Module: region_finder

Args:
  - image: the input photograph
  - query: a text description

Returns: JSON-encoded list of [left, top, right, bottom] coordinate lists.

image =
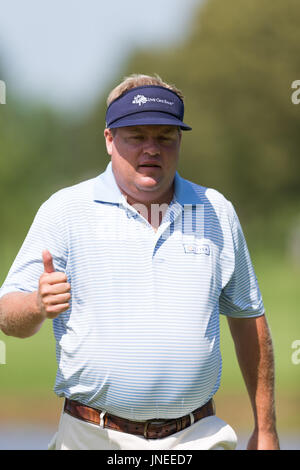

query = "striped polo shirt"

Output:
[[0, 162, 264, 420]]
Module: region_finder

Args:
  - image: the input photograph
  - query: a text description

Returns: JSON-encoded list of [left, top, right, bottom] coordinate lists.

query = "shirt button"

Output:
[[126, 211, 138, 219]]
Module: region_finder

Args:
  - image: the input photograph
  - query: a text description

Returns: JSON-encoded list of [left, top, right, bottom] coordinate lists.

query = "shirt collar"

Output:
[[93, 161, 125, 204], [173, 171, 203, 206], [93, 161, 202, 206]]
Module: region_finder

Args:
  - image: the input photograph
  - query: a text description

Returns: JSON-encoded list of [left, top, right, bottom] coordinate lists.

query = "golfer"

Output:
[[0, 74, 279, 450]]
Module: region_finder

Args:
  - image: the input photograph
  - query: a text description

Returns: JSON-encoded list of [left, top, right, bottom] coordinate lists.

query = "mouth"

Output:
[[138, 162, 161, 169]]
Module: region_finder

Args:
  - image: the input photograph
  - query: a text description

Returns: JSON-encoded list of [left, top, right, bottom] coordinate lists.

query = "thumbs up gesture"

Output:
[[37, 249, 71, 319]]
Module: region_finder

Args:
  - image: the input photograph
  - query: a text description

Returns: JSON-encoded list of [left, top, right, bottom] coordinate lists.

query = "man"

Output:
[[0, 74, 279, 450]]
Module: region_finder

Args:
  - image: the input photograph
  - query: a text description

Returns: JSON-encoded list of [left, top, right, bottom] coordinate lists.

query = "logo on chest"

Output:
[[183, 242, 210, 255]]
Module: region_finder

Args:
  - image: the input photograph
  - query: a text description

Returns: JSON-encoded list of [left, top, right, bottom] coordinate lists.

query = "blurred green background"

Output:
[[0, 0, 299, 448]]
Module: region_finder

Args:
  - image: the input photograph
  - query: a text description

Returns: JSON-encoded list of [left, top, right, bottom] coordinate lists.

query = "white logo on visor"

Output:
[[132, 95, 174, 106], [132, 95, 148, 106]]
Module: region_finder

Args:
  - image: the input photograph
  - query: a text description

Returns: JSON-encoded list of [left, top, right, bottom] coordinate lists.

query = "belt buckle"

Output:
[[143, 418, 166, 439]]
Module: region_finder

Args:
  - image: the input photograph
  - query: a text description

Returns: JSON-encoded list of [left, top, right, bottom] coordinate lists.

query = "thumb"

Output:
[[42, 249, 55, 273]]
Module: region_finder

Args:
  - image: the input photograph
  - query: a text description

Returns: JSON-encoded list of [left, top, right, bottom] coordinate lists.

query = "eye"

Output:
[[130, 135, 144, 141], [159, 135, 174, 143]]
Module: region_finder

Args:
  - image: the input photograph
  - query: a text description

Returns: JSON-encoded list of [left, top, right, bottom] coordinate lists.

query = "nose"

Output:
[[143, 137, 160, 156]]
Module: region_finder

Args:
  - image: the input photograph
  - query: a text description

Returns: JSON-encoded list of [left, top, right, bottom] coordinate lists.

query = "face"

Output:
[[104, 125, 182, 206]]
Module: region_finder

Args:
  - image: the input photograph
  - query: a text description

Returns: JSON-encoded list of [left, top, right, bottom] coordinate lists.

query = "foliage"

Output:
[[1, 0, 300, 263], [123, 0, 300, 246]]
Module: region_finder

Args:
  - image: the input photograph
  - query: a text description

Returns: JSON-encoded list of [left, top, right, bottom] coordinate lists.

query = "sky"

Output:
[[0, 0, 201, 113]]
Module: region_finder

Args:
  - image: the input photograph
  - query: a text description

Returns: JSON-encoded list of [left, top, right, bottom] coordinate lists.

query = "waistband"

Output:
[[64, 398, 215, 439]]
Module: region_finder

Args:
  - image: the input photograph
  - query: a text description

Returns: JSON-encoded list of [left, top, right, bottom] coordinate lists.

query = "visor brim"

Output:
[[107, 111, 192, 131]]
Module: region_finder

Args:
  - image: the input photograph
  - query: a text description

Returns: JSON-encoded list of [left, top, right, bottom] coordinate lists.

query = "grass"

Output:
[[220, 250, 300, 394], [0, 320, 57, 394], [218, 250, 300, 432]]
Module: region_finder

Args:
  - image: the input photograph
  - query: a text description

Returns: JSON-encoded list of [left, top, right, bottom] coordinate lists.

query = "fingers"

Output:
[[43, 292, 71, 308], [42, 272, 68, 285], [41, 282, 71, 294], [38, 283, 71, 319], [42, 249, 55, 273], [38, 250, 71, 319], [46, 293, 71, 305], [39, 282, 71, 297], [43, 303, 71, 320]]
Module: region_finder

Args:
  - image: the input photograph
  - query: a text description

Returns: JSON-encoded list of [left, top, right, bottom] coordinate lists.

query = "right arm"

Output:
[[0, 291, 45, 339], [0, 250, 71, 339]]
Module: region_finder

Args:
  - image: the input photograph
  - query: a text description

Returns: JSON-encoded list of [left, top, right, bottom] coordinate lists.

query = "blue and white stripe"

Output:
[[0, 162, 264, 420]]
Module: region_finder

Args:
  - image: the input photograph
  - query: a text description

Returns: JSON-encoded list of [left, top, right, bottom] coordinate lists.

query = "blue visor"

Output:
[[105, 85, 192, 131]]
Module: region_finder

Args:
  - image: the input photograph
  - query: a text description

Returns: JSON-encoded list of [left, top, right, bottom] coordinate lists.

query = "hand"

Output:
[[37, 249, 71, 319], [247, 428, 280, 450]]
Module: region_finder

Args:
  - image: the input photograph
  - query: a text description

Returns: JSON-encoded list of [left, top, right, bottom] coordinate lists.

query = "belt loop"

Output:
[[144, 421, 150, 439], [99, 410, 106, 428], [189, 412, 194, 425], [212, 398, 216, 415]]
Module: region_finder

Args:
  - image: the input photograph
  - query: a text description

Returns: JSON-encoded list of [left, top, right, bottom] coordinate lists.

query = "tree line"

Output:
[[1, 0, 299, 268]]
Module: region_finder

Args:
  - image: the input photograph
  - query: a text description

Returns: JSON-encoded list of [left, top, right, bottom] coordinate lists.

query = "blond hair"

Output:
[[106, 73, 184, 106]]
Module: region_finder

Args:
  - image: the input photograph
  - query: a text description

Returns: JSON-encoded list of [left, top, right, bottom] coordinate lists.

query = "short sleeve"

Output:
[[0, 197, 68, 298], [219, 202, 265, 318]]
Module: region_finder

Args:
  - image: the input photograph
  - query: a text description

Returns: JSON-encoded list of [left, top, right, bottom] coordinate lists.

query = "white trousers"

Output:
[[49, 409, 237, 450]]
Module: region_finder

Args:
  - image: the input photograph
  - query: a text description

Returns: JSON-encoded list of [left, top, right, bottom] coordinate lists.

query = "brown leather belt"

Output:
[[64, 398, 215, 439]]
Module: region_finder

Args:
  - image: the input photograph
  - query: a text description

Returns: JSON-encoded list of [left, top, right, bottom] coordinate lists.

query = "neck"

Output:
[[124, 188, 174, 230]]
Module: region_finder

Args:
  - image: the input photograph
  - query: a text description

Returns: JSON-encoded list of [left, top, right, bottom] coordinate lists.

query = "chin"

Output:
[[136, 183, 161, 193], [137, 175, 162, 187]]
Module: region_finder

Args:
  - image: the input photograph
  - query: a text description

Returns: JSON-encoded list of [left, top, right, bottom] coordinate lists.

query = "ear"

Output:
[[104, 128, 114, 156]]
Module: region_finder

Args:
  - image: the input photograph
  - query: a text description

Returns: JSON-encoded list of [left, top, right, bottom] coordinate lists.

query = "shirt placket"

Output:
[[151, 201, 183, 259]]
